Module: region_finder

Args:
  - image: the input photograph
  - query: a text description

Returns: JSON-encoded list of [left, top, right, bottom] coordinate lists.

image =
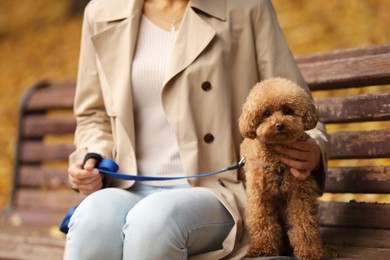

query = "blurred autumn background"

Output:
[[0, 0, 389, 209]]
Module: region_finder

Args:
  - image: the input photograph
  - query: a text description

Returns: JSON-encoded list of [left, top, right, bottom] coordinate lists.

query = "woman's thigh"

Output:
[[123, 187, 234, 259], [66, 187, 143, 260]]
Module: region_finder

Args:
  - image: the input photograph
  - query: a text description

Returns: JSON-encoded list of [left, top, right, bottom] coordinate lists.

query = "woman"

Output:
[[66, 0, 328, 259]]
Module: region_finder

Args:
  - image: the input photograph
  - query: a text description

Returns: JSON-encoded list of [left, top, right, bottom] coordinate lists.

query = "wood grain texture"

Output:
[[329, 129, 390, 159], [297, 44, 390, 90], [319, 201, 390, 229], [316, 92, 390, 123], [325, 166, 390, 194]]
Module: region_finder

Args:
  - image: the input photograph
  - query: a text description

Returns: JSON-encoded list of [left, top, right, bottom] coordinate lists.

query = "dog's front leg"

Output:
[[246, 179, 282, 257], [285, 179, 323, 260]]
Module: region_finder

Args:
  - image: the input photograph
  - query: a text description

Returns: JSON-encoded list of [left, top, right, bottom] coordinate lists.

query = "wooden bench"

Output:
[[0, 44, 389, 259], [0, 82, 83, 259], [297, 44, 390, 259]]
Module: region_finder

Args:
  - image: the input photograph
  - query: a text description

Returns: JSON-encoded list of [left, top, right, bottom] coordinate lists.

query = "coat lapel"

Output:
[[163, 7, 216, 86], [163, 0, 226, 86]]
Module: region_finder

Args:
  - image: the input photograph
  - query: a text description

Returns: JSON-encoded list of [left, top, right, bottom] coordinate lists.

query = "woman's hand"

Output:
[[274, 137, 321, 181], [68, 158, 103, 195]]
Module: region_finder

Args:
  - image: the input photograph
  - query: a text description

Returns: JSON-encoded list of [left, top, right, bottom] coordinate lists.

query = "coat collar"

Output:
[[190, 0, 226, 21], [91, 0, 141, 22], [91, 0, 226, 23]]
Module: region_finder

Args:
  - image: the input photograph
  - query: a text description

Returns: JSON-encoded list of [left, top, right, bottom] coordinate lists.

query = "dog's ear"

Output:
[[303, 100, 319, 130], [239, 108, 259, 139], [239, 81, 266, 139]]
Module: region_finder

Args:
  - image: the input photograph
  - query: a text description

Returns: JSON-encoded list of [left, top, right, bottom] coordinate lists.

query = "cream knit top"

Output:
[[131, 15, 186, 186]]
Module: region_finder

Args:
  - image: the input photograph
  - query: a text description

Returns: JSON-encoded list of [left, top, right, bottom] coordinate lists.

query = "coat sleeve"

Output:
[[254, 0, 306, 87], [69, 4, 114, 165], [254, 0, 329, 194]]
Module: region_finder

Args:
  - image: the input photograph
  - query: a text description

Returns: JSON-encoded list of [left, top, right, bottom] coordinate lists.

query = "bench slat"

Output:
[[15, 189, 82, 214], [319, 201, 390, 229], [321, 227, 390, 251], [25, 82, 75, 111], [20, 141, 75, 163], [325, 166, 390, 194], [18, 166, 69, 188], [250, 226, 390, 259], [316, 92, 390, 123], [329, 129, 390, 159], [0, 231, 64, 260], [22, 115, 76, 138], [4, 209, 74, 230], [297, 44, 390, 64], [299, 50, 390, 90], [320, 226, 390, 259], [325, 245, 390, 259]]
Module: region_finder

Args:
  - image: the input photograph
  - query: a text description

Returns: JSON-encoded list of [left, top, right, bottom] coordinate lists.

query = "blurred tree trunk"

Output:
[[68, 0, 90, 16]]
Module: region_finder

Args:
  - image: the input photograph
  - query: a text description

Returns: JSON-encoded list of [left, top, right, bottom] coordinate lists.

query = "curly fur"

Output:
[[239, 78, 323, 260]]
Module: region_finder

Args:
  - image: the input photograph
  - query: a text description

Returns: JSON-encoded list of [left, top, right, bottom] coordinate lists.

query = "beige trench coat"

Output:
[[69, 0, 329, 259]]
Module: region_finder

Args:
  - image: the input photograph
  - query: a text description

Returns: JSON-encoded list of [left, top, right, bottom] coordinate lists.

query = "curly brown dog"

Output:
[[239, 78, 323, 260]]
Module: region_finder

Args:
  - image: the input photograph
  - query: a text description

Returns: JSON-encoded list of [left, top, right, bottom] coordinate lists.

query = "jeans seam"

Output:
[[187, 221, 234, 235]]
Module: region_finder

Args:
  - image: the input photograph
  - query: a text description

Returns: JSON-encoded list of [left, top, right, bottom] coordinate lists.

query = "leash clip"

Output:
[[225, 157, 246, 171], [238, 157, 246, 167]]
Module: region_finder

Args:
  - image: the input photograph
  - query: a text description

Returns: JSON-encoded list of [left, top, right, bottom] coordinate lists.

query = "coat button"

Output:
[[201, 81, 212, 91], [203, 133, 214, 143]]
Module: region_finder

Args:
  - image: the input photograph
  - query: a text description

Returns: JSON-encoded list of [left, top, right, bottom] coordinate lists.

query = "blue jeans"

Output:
[[66, 183, 234, 259]]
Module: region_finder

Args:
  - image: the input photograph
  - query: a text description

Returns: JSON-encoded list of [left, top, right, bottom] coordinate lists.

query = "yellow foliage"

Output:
[[0, 0, 82, 208], [0, 0, 390, 208], [273, 0, 390, 54]]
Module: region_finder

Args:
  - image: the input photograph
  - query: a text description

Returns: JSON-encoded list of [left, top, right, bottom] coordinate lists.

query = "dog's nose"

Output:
[[275, 123, 284, 131]]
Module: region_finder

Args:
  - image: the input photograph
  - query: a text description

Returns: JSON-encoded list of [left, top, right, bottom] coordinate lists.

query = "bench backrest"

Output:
[[8, 82, 82, 226], [297, 44, 390, 230]]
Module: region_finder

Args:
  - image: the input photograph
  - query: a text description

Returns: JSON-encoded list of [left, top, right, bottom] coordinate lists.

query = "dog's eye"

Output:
[[262, 111, 271, 118], [282, 107, 294, 115]]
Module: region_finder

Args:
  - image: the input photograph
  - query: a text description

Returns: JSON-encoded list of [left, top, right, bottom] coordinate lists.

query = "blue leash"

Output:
[[59, 157, 246, 234], [97, 157, 246, 181]]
